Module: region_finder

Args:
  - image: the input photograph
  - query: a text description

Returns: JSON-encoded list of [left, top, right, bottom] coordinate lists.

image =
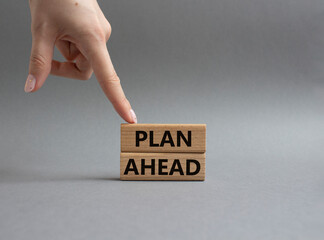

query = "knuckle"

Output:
[[107, 71, 120, 83], [104, 21, 112, 40], [30, 54, 47, 68], [75, 67, 91, 80], [83, 24, 106, 43], [77, 65, 93, 80], [31, 21, 52, 36], [81, 71, 93, 81]]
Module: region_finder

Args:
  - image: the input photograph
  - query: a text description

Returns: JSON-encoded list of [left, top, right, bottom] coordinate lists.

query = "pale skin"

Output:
[[25, 0, 137, 123]]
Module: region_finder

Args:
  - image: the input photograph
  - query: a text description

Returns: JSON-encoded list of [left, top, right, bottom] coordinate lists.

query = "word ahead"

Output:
[[121, 124, 206, 153], [120, 153, 205, 181]]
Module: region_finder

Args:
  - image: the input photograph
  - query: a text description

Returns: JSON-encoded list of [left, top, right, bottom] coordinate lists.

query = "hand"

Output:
[[25, 0, 137, 123]]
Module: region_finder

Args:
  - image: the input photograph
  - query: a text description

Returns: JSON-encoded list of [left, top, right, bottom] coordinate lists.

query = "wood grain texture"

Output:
[[120, 152, 205, 181], [121, 124, 206, 153]]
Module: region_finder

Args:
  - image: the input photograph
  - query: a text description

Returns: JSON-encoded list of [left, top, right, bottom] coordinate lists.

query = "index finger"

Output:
[[82, 40, 137, 123]]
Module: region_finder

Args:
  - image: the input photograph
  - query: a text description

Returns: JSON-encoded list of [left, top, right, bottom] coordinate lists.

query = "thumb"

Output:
[[25, 33, 55, 93]]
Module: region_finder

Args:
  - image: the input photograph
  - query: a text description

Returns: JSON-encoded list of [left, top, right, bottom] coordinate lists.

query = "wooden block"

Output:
[[120, 152, 205, 181], [121, 124, 206, 153]]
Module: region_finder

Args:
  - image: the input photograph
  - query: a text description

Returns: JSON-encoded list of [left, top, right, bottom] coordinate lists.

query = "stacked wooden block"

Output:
[[120, 124, 206, 181]]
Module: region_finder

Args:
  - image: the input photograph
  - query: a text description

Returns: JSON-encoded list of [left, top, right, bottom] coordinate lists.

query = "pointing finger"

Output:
[[81, 38, 137, 123]]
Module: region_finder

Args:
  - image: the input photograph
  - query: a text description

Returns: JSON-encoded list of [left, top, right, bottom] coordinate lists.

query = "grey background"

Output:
[[0, 0, 323, 239]]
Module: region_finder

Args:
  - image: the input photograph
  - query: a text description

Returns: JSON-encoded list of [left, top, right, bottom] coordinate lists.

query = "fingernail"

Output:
[[130, 109, 137, 123], [24, 74, 36, 93]]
